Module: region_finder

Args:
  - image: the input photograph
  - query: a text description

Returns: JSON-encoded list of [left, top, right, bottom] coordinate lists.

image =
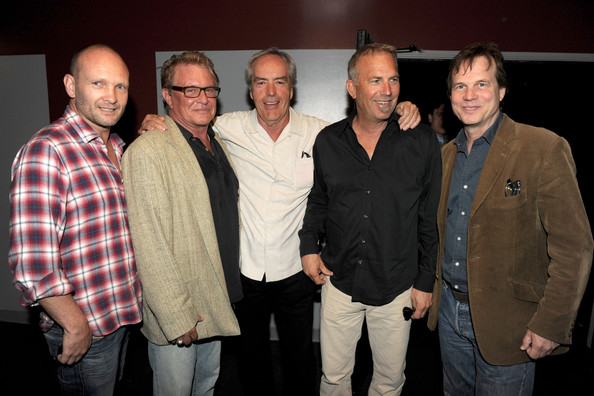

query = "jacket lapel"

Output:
[[470, 115, 517, 217], [163, 117, 226, 285]]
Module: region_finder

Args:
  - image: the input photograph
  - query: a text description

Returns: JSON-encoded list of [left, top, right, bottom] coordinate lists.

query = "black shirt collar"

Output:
[[176, 122, 215, 143], [339, 108, 401, 136]]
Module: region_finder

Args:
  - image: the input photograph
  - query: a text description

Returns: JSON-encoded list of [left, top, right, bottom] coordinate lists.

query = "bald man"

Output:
[[9, 44, 142, 395]]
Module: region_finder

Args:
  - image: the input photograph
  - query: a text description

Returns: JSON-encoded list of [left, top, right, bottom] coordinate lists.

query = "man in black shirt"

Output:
[[299, 43, 441, 395]]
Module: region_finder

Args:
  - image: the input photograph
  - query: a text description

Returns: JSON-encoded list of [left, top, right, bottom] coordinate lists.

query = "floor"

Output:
[[2, 317, 592, 395]]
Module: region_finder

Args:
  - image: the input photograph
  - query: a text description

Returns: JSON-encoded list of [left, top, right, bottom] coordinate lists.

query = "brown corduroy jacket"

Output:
[[427, 114, 593, 365]]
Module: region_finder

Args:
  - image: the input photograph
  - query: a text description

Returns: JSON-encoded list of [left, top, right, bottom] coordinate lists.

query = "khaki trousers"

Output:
[[319, 278, 412, 396]]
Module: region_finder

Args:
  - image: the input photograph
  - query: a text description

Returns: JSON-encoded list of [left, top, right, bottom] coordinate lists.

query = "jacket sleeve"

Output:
[[528, 136, 593, 344]]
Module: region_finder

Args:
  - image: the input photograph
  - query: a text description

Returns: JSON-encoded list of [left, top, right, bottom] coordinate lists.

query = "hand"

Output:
[[395, 101, 421, 131], [138, 114, 167, 135], [60, 319, 93, 365], [520, 329, 560, 359], [301, 254, 333, 285], [38, 295, 92, 365], [410, 288, 432, 319], [173, 316, 203, 347]]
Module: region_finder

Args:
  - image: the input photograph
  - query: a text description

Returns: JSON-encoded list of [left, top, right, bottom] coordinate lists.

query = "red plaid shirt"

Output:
[[9, 107, 142, 336]]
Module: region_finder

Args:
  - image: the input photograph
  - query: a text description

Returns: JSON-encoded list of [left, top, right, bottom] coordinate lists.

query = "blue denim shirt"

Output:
[[442, 112, 503, 293]]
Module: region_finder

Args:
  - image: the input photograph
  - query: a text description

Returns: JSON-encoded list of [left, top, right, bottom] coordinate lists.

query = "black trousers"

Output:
[[234, 271, 316, 396]]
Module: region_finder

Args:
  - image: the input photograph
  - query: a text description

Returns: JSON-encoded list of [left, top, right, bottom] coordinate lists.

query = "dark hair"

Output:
[[244, 48, 297, 89], [447, 42, 508, 94], [348, 43, 398, 82]]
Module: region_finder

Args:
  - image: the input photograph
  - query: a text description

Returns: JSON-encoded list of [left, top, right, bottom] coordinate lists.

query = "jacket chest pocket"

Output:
[[490, 179, 528, 211]]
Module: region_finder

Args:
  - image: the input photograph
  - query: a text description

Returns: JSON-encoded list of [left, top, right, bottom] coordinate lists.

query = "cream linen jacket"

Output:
[[122, 117, 240, 345]]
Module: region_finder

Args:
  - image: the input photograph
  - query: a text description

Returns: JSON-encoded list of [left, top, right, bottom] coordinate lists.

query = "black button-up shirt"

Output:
[[299, 111, 442, 305], [178, 124, 242, 303], [443, 112, 503, 294]]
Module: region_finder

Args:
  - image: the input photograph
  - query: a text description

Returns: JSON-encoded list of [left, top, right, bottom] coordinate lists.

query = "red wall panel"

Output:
[[2, 0, 592, 130]]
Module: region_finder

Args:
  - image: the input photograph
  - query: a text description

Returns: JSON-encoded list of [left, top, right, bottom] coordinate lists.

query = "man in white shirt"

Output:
[[140, 47, 420, 395]]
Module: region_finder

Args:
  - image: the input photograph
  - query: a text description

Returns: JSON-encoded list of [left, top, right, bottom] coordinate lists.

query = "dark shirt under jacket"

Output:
[[299, 111, 442, 306], [178, 124, 242, 303], [442, 113, 503, 294]]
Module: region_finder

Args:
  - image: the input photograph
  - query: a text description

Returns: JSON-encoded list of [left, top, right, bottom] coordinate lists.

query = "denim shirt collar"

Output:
[[454, 112, 503, 154]]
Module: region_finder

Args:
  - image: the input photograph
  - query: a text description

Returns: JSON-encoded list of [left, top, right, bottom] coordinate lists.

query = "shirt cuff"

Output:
[[413, 270, 436, 293], [299, 237, 320, 257]]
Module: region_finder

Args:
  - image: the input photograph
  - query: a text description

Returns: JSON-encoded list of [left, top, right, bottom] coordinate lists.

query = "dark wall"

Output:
[[2, 0, 593, 133]]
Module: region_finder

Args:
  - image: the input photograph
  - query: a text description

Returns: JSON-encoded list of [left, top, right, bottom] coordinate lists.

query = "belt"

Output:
[[444, 280, 469, 303]]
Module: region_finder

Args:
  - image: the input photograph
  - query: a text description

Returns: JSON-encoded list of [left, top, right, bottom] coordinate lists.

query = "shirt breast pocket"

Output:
[[295, 157, 314, 190]]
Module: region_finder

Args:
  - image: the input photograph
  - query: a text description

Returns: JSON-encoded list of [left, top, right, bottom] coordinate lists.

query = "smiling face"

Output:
[[450, 55, 506, 136], [346, 52, 400, 126], [249, 54, 293, 132], [64, 46, 129, 136], [162, 63, 217, 136]]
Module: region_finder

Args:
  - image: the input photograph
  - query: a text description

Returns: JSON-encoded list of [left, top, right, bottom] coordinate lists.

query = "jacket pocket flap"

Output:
[[510, 280, 544, 303]]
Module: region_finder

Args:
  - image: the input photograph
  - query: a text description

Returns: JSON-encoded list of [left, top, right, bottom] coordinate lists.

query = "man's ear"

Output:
[[64, 74, 75, 99], [162, 88, 173, 109], [499, 87, 507, 102], [346, 79, 357, 100]]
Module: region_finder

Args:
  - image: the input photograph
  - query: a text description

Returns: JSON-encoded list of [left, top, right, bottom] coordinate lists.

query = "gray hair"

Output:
[[244, 47, 297, 89]]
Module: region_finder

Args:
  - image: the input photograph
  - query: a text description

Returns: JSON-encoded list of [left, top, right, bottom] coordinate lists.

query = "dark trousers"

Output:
[[234, 271, 316, 396]]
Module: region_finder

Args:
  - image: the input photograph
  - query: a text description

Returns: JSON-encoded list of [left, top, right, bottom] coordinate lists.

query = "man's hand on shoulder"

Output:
[[138, 114, 167, 135], [395, 101, 421, 131]]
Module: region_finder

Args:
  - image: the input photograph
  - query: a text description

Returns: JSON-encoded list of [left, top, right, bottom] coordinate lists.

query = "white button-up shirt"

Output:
[[213, 108, 329, 282]]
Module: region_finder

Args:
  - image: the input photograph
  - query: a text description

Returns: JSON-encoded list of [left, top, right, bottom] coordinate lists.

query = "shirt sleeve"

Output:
[[414, 132, 442, 292], [8, 138, 74, 306], [299, 134, 328, 257]]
